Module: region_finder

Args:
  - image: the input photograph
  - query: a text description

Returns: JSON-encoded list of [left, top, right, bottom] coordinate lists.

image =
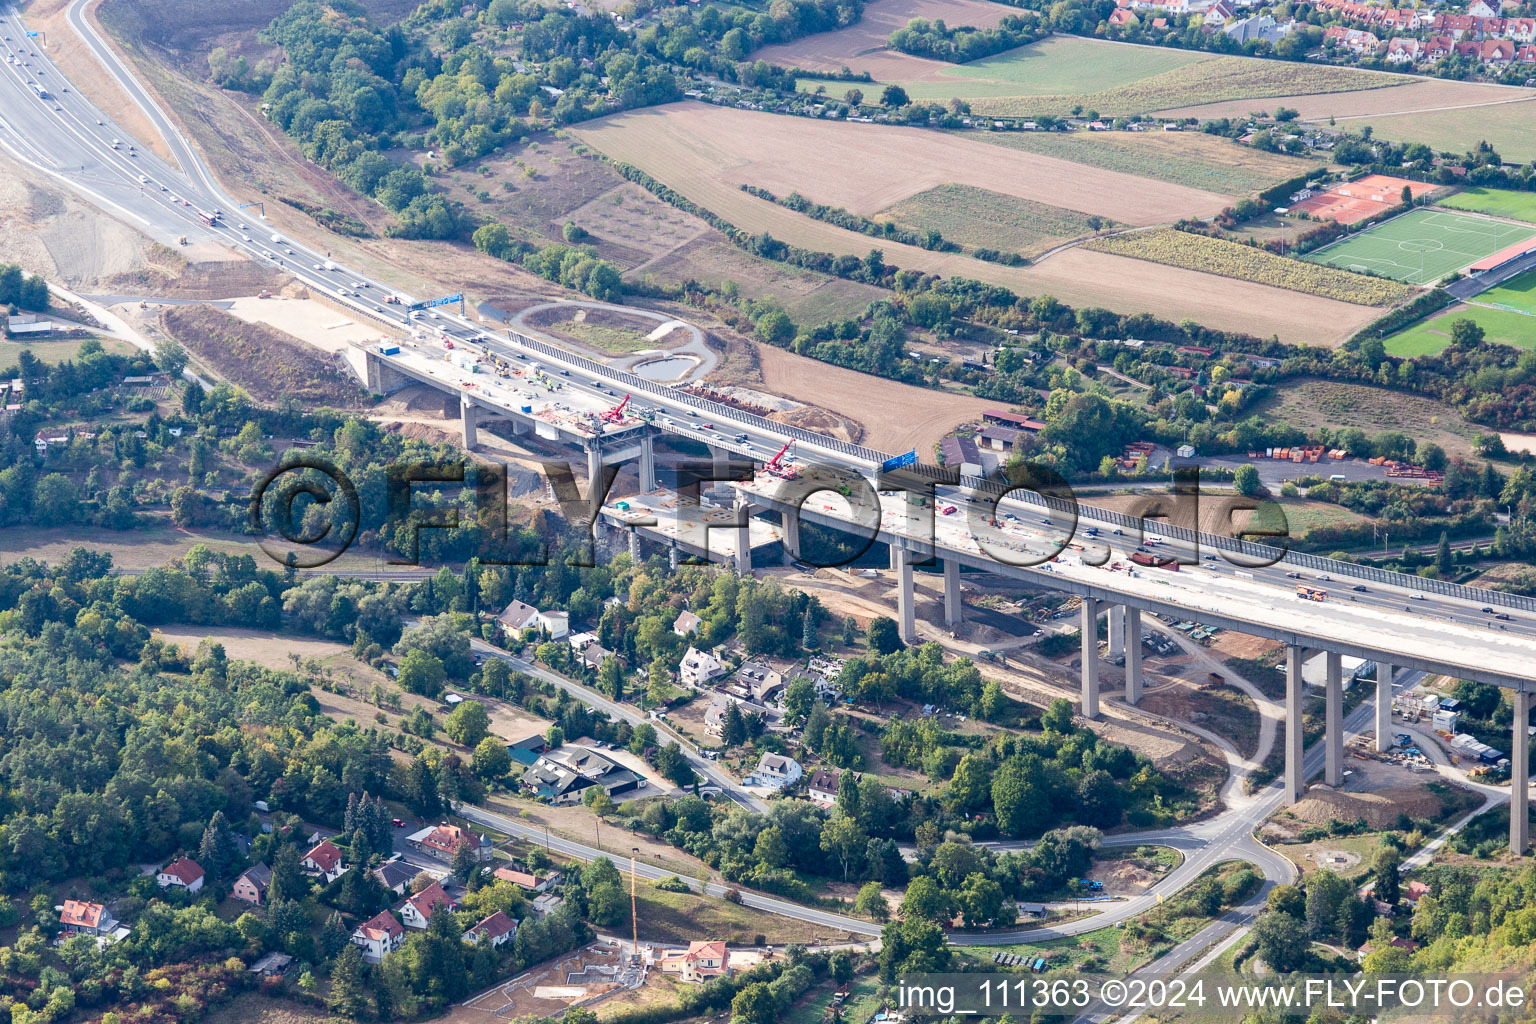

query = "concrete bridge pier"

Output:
[[1124, 606, 1143, 705], [895, 545, 916, 645], [1285, 645, 1306, 805], [1108, 604, 1124, 660], [639, 434, 657, 492], [1080, 596, 1100, 719], [460, 398, 478, 450], [586, 442, 603, 487], [668, 542, 680, 571], [629, 528, 642, 562], [1376, 663, 1395, 752], [733, 496, 753, 576], [782, 508, 801, 564], [943, 558, 963, 627], [1325, 651, 1344, 788], [1514, 691, 1531, 856]]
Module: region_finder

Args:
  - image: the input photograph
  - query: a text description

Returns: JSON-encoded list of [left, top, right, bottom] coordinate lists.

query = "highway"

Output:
[[4, 0, 1536, 694]]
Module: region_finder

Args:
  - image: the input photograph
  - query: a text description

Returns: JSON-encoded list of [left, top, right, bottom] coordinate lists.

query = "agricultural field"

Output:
[[800, 38, 1406, 117], [572, 105, 1384, 344], [878, 184, 1114, 256], [969, 128, 1320, 195], [1382, 302, 1536, 357], [1249, 377, 1497, 457], [1302, 209, 1536, 284], [1083, 228, 1415, 306], [573, 103, 1230, 224], [755, 0, 1017, 80], [1438, 187, 1536, 225], [1315, 100, 1536, 164], [0, 336, 137, 364], [1477, 268, 1536, 315], [1153, 77, 1521, 122]]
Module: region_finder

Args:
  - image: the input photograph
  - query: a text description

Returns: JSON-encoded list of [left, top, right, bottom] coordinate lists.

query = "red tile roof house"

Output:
[[400, 881, 457, 930], [658, 941, 730, 983], [408, 823, 494, 863], [492, 866, 563, 892], [464, 910, 519, 948], [352, 910, 404, 963], [301, 840, 347, 883], [233, 863, 272, 905], [157, 857, 205, 893], [58, 899, 118, 937]]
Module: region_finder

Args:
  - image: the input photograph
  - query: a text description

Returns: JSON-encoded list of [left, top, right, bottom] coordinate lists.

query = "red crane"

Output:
[[600, 393, 631, 423], [762, 440, 798, 479]]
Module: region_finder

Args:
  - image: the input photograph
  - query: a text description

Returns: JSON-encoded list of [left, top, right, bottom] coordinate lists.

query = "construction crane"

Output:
[[761, 440, 798, 479], [600, 394, 631, 423]]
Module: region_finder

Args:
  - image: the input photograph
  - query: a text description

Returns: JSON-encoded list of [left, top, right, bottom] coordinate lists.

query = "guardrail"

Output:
[[463, 324, 1536, 614]]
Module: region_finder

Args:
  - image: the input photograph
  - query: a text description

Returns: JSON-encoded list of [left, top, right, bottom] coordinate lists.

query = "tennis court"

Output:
[[1302, 209, 1536, 284]]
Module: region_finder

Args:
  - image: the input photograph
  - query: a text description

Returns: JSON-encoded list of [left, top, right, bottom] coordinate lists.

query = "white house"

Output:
[[352, 911, 404, 963], [679, 647, 725, 688], [157, 857, 205, 893], [807, 768, 841, 806], [657, 941, 730, 983], [302, 839, 347, 883], [748, 753, 802, 790], [673, 610, 702, 637], [464, 910, 518, 947], [400, 881, 456, 930], [497, 601, 568, 640]]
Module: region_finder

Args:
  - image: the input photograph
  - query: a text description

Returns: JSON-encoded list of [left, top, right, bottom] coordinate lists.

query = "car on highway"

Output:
[[1496, 613, 1512, 620], [285, 248, 294, 255], [1352, 584, 1368, 592], [241, 234, 251, 241], [700, 423, 715, 430], [1285, 571, 1302, 578], [940, 505, 958, 515], [313, 263, 322, 270], [1482, 606, 1495, 613], [95, 119, 103, 125]]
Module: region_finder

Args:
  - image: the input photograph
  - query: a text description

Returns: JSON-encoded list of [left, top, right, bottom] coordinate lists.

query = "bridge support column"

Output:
[[586, 443, 603, 487], [1514, 691, 1531, 856], [734, 497, 752, 576], [639, 434, 657, 492], [1325, 651, 1344, 788], [943, 558, 963, 627], [1108, 605, 1124, 660], [1375, 663, 1395, 752], [1124, 607, 1143, 705], [629, 528, 642, 562], [896, 545, 916, 645], [1080, 596, 1100, 719], [782, 509, 801, 564], [889, 544, 900, 572], [460, 398, 478, 450], [668, 542, 680, 571], [1284, 645, 1306, 805]]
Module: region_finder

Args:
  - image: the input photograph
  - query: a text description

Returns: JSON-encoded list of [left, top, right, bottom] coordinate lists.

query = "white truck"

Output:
[[270, 232, 283, 244]]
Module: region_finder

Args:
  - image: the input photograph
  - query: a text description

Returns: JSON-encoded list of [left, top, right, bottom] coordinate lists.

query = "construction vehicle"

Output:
[[177, 236, 187, 246], [257, 290, 271, 299], [761, 440, 799, 480], [1130, 551, 1179, 571], [600, 394, 631, 423], [1295, 585, 1328, 601]]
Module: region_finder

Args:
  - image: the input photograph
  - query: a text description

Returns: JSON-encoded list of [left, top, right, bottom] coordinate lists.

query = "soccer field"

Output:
[[1438, 187, 1536, 225], [1303, 208, 1536, 284], [1476, 268, 1536, 315]]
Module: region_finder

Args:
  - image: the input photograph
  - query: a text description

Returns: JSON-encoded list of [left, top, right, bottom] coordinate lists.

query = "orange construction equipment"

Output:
[[600, 394, 631, 423], [762, 440, 799, 479]]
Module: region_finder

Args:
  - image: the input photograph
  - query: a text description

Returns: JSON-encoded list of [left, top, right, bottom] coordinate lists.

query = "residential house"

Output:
[[581, 643, 618, 672], [747, 753, 803, 790], [497, 601, 570, 640], [679, 646, 725, 688], [704, 696, 731, 737], [59, 900, 117, 937], [1405, 880, 1432, 904], [249, 952, 295, 978], [302, 839, 347, 883], [1202, 0, 1234, 24], [373, 860, 419, 896], [1223, 13, 1293, 43], [1426, 34, 1454, 57], [1108, 7, 1136, 25], [673, 610, 702, 637], [807, 767, 841, 806], [658, 941, 730, 983], [1468, 0, 1497, 17], [540, 746, 641, 798], [494, 866, 563, 892], [233, 864, 272, 905], [407, 823, 493, 864], [1386, 37, 1421, 62], [507, 733, 548, 766], [568, 631, 598, 653], [735, 661, 784, 703], [352, 911, 404, 963], [520, 760, 595, 804], [157, 857, 205, 893], [464, 911, 519, 947], [530, 892, 566, 916], [401, 881, 457, 930]]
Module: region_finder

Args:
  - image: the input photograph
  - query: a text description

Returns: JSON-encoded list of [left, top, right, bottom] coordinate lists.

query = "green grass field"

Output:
[[1303, 208, 1536, 284], [879, 184, 1111, 256], [0, 337, 137, 366], [933, 36, 1210, 95], [1382, 302, 1536, 357], [1438, 187, 1536, 225], [1478, 268, 1536, 315]]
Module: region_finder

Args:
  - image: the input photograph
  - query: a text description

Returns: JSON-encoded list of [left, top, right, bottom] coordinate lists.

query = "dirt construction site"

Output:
[[453, 943, 650, 1023]]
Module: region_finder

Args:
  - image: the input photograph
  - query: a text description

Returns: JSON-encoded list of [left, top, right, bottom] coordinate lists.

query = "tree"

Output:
[[855, 881, 890, 921], [1372, 842, 1402, 905], [445, 699, 490, 748], [731, 982, 777, 1024], [268, 844, 305, 905], [398, 649, 447, 698], [721, 700, 747, 747], [1435, 531, 1453, 576], [472, 736, 512, 780], [1253, 910, 1308, 972], [867, 616, 903, 654], [1449, 318, 1485, 349], [844, 87, 863, 106], [1233, 463, 1262, 497], [880, 84, 909, 107], [1401, 184, 1413, 205], [840, 616, 858, 646], [958, 873, 1005, 928], [992, 754, 1049, 838], [599, 656, 623, 700], [783, 677, 814, 727], [820, 814, 867, 881], [197, 811, 242, 880], [900, 875, 950, 921], [830, 950, 854, 985]]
